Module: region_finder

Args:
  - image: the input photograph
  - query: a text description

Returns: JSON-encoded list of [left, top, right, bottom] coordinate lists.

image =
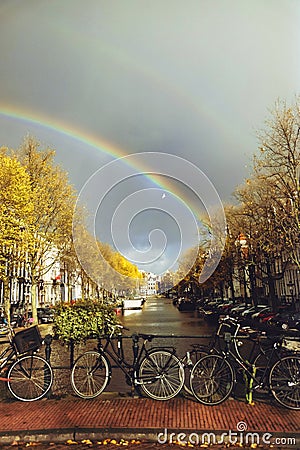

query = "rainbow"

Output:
[[0, 106, 222, 226], [0, 13, 241, 183], [0, 106, 185, 206], [0, 106, 126, 161]]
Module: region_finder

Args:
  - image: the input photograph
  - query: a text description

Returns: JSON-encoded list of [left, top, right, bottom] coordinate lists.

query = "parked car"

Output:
[[37, 307, 54, 324], [269, 311, 300, 331], [230, 303, 247, 317], [251, 306, 272, 320], [258, 310, 277, 324], [10, 311, 29, 327], [216, 300, 235, 314], [249, 306, 273, 328], [267, 311, 294, 330], [239, 305, 269, 325], [177, 297, 196, 312]]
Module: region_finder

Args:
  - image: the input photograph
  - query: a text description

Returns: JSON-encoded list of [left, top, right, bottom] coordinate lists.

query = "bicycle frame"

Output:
[[0, 334, 40, 385], [210, 317, 271, 366], [96, 331, 178, 388], [0, 332, 18, 380], [96, 333, 144, 375], [222, 331, 282, 389]]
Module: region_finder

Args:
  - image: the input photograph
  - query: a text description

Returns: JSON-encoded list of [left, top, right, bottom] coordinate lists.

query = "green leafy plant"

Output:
[[52, 299, 120, 345]]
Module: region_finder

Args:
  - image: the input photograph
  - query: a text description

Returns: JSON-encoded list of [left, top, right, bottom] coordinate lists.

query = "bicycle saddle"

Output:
[[138, 333, 154, 341]]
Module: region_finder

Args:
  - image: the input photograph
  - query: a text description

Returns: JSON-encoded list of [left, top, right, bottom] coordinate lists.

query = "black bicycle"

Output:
[[189, 320, 300, 410], [0, 325, 53, 401], [71, 323, 184, 400], [179, 316, 262, 396]]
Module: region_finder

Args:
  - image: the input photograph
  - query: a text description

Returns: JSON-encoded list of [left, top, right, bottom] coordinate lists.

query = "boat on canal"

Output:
[[122, 296, 145, 310]]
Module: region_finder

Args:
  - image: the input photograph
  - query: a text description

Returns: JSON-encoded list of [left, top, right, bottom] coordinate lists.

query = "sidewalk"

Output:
[[0, 394, 299, 447]]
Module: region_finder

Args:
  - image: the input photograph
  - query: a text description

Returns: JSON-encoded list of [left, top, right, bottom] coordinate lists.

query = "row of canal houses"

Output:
[[1, 243, 300, 314], [0, 246, 161, 315]]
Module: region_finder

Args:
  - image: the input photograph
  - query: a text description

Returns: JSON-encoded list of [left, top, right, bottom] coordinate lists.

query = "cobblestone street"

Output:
[[0, 395, 299, 449]]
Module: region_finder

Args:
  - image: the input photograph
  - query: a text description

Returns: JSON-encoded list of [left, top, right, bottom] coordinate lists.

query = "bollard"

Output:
[[131, 334, 140, 397], [44, 334, 52, 363], [43, 334, 53, 399], [70, 339, 75, 369]]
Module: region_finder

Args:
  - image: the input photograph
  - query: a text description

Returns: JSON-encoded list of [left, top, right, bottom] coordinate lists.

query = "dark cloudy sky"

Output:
[[0, 0, 300, 275]]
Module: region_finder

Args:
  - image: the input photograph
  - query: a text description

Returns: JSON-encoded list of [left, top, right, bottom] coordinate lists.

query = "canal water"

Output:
[[105, 296, 217, 394], [120, 295, 215, 337]]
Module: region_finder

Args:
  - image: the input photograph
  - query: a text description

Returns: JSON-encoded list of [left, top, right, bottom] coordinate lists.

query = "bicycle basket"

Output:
[[13, 326, 42, 354]]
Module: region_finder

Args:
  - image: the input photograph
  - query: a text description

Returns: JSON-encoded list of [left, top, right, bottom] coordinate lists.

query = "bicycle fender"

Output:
[[147, 347, 176, 355]]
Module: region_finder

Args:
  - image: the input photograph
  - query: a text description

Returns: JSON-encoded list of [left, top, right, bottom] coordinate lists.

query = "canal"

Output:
[[105, 296, 216, 394], [120, 295, 215, 337]]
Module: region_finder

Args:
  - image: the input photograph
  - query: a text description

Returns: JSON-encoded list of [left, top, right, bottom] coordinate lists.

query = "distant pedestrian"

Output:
[[0, 309, 8, 325]]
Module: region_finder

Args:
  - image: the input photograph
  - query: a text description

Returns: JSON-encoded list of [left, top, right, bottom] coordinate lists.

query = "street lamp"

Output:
[[236, 233, 249, 258], [287, 280, 295, 310], [235, 233, 249, 302]]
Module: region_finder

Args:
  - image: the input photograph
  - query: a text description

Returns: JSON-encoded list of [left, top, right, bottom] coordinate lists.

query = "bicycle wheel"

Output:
[[71, 351, 110, 399], [190, 354, 234, 405], [138, 350, 184, 400], [253, 348, 280, 377], [182, 346, 210, 396], [269, 355, 300, 410], [7, 354, 53, 401]]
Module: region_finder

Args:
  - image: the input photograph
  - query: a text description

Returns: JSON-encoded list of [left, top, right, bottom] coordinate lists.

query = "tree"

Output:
[[71, 221, 142, 300], [15, 136, 77, 323], [176, 245, 210, 298], [233, 175, 289, 306], [255, 98, 300, 268], [167, 98, 300, 308], [0, 151, 35, 321], [97, 242, 141, 295], [226, 98, 300, 308]]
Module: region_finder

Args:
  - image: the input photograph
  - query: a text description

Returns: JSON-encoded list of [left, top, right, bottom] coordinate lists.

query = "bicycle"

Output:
[[188, 315, 289, 372], [178, 344, 212, 397], [179, 316, 259, 396], [189, 323, 300, 410], [0, 325, 53, 401], [210, 316, 299, 385], [70, 323, 184, 400]]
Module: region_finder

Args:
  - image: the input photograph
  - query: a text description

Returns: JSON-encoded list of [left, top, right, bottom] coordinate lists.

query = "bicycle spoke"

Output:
[[71, 351, 109, 399], [138, 350, 184, 400], [8, 355, 53, 401], [190, 355, 234, 405], [269, 356, 300, 410], [181, 347, 210, 396]]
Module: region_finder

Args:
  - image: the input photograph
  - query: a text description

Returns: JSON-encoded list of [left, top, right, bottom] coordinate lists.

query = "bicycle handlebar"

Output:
[[115, 323, 130, 331], [106, 322, 129, 332], [219, 316, 239, 325]]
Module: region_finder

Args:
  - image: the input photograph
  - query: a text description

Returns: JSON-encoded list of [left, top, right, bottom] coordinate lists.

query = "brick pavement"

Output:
[[0, 394, 299, 448]]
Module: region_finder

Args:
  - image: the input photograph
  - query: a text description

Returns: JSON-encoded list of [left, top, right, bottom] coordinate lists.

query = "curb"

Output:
[[1, 427, 299, 447]]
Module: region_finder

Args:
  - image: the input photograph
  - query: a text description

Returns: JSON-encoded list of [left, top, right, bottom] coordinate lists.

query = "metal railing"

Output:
[[42, 332, 215, 370]]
